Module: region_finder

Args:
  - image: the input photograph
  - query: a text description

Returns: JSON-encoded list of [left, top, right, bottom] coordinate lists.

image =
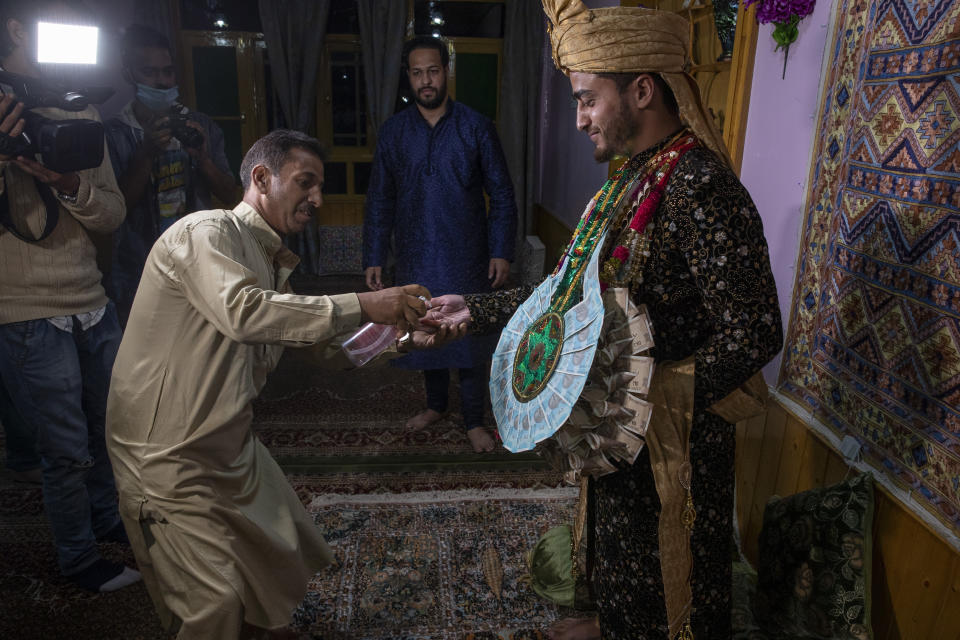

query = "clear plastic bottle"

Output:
[[341, 322, 399, 367]]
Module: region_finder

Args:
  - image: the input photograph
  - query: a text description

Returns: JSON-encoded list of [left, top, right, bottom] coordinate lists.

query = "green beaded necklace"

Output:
[[510, 158, 642, 402]]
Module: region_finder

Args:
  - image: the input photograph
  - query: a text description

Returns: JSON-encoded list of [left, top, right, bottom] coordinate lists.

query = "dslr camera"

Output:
[[165, 112, 205, 149], [0, 70, 113, 174]]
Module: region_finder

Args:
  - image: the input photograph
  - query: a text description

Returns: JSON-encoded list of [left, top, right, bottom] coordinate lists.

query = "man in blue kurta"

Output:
[[363, 35, 517, 452]]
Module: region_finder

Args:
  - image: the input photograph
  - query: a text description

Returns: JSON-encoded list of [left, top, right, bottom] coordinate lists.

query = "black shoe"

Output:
[[97, 521, 130, 545], [66, 558, 126, 592]]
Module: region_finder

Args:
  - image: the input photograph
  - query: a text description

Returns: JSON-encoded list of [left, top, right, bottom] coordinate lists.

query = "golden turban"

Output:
[[542, 0, 730, 165]]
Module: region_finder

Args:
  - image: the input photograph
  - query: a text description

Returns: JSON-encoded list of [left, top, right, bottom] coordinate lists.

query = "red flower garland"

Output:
[[599, 135, 699, 290]]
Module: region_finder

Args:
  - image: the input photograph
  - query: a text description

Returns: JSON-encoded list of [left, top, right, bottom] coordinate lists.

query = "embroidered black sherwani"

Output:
[[465, 133, 782, 639]]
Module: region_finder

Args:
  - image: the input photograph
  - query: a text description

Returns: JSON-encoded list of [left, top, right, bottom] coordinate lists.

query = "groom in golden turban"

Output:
[[425, 1, 782, 638]]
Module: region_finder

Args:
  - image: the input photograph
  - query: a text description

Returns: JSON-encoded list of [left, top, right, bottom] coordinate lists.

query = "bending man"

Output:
[[107, 129, 446, 639]]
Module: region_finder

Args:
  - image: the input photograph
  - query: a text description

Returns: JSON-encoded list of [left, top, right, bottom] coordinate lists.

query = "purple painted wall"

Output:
[[535, 0, 611, 228], [739, 0, 836, 384]]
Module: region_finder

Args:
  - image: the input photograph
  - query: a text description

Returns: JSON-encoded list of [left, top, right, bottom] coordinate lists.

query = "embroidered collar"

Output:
[[628, 126, 689, 169]]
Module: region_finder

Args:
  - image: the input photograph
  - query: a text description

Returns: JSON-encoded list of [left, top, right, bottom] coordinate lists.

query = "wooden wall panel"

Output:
[[735, 412, 766, 549], [743, 402, 786, 562], [532, 204, 574, 271], [318, 201, 364, 226], [737, 399, 960, 638]]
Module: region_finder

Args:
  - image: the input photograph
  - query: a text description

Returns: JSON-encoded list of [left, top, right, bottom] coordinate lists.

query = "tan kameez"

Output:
[[106, 202, 362, 638]]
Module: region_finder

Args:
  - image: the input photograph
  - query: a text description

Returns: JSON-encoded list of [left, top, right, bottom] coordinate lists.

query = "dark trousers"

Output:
[[0, 305, 123, 575], [423, 366, 486, 430], [0, 379, 40, 471]]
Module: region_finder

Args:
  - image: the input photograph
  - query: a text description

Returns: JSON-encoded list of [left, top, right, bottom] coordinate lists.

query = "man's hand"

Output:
[[409, 323, 468, 350], [357, 283, 430, 331], [489, 258, 509, 288], [0, 96, 26, 161], [421, 294, 471, 330], [183, 120, 209, 161], [143, 117, 173, 155], [365, 266, 384, 291], [13, 156, 79, 195]]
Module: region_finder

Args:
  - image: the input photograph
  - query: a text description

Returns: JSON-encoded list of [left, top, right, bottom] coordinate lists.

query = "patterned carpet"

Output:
[[0, 477, 576, 640], [0, 317, 570, 638], [254, 380, 512, 460], [779, 0, 960, 535], [294, 487, 578, 639]]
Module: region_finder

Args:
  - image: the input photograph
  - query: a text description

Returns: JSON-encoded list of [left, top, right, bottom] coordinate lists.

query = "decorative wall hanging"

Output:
[[780, 0, 960, 537]]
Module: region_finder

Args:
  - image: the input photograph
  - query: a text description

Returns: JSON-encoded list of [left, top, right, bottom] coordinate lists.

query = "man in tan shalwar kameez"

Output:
[[106, 129, 446, 639]]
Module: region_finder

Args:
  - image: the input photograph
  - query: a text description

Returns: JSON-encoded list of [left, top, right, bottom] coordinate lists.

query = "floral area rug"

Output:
[[253, 361, 538, 465], [293, 487, 578, 639], [0, 473, 574, 639], [779, 0, 960, 535]]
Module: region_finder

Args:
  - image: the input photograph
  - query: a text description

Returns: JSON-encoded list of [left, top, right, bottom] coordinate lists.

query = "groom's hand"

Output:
[[408, 323, 468, 350], [420, 294, 471, 330]]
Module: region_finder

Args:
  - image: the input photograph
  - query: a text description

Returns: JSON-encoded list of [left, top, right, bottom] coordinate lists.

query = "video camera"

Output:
[[0, 70, 113, 174], [166, 112, 205, 149]]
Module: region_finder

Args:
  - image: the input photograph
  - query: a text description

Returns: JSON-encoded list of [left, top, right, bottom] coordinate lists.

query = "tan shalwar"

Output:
[[106, 202, 362, 638]]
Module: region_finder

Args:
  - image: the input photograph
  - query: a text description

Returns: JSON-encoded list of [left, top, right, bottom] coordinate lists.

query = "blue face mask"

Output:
[[135, 83, 180, 112]]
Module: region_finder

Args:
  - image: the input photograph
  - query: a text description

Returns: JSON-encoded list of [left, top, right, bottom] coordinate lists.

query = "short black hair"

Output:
[[596, 72, 680, 116], [402, 35, 449, 71], [121, 23, 173, 66], [240, 129, 327, 190]]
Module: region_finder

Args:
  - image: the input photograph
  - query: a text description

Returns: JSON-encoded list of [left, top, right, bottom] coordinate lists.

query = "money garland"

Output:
[[492, 133, 697, 476], [536, 287, 655, 484]]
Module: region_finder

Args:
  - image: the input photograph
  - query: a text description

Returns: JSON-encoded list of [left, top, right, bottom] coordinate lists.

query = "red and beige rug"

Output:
[[0, 477, 577, 639], [254, 367, 522, 462]]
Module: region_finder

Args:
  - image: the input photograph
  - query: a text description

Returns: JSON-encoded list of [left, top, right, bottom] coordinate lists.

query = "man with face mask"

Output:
[[104, 23, 236, 327], [363, 35, 517, 453]]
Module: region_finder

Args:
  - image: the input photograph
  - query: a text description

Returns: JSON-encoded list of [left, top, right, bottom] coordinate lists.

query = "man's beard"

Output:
[[414, 83, 447, 110], [593, 97, 639, 163]]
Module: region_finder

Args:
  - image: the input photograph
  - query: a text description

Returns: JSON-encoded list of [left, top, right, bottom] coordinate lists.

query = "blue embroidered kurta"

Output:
[[363, 100, 517, 369]]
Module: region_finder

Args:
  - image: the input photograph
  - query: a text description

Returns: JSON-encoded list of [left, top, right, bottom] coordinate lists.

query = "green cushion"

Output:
[[527, 524, 576, 608], [754, 472, 874, 640]]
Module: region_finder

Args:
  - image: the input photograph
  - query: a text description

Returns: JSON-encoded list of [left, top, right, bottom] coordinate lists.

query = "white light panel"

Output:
[[37, 22, 99, 65]]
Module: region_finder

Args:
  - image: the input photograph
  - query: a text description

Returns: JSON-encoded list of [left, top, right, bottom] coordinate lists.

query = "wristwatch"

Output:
[[56, 189, 79, 204]]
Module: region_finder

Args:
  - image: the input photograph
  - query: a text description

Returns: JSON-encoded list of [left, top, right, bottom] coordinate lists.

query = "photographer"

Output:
[[105, 23, 236, 327], [0, 0, 139, 592]]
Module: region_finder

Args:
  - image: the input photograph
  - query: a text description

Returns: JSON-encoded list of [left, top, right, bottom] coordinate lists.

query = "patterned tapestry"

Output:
[[779, 0, 960, 536]]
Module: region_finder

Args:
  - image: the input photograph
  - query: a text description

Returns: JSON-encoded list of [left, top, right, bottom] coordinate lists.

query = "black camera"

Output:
[[165, 113, 205, 149], [0, 70, 113, 174]]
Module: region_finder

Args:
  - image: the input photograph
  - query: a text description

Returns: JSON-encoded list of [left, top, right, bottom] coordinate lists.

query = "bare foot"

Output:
[[546, 617, 601, 640], [405, 408, 444, 432], [467, 426, 496, 453]]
